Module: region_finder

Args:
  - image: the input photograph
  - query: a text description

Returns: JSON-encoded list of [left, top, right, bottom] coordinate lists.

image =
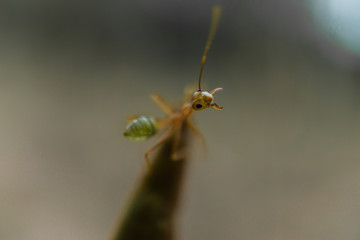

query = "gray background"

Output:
[[1, 0, 360, 239]]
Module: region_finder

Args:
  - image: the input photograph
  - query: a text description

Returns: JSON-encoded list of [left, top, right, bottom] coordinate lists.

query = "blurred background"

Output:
[[1, 0, 360, 239]]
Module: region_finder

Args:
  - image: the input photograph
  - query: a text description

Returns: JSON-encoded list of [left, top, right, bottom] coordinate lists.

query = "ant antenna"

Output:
[[198, 6, 222, 90]]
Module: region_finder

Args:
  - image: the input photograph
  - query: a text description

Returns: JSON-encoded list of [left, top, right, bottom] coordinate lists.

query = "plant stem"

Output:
[[111, 122, 189, 240]]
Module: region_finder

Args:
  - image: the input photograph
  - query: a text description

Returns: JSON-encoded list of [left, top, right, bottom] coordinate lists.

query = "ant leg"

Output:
[[156, 118, 170, 128], [144, 128, 174, 168], [150, 94, 173, 116], [186, 119, 208, 156], [126, 115, 140, 123], [183, 85, 197, 103], [171, 128, 183, 161]]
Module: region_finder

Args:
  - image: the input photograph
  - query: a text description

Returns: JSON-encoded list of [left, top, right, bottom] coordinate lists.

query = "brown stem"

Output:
[[110, 120, 189, 240]]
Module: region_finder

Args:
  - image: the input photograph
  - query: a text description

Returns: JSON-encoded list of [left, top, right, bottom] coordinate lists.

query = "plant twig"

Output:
[[111, 121, 189, 240]]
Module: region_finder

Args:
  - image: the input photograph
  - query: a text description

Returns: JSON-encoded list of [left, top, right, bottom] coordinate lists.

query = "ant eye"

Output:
[[196, 104, 203, 109]]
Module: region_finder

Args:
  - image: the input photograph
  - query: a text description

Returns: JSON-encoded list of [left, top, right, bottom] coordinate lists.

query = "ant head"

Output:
[[191, 90, 213, 111], [191, 88, 223, 111]]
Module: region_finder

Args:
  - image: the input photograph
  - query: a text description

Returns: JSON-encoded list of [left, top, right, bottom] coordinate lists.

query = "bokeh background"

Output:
[[1, 0, 360, 239]]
